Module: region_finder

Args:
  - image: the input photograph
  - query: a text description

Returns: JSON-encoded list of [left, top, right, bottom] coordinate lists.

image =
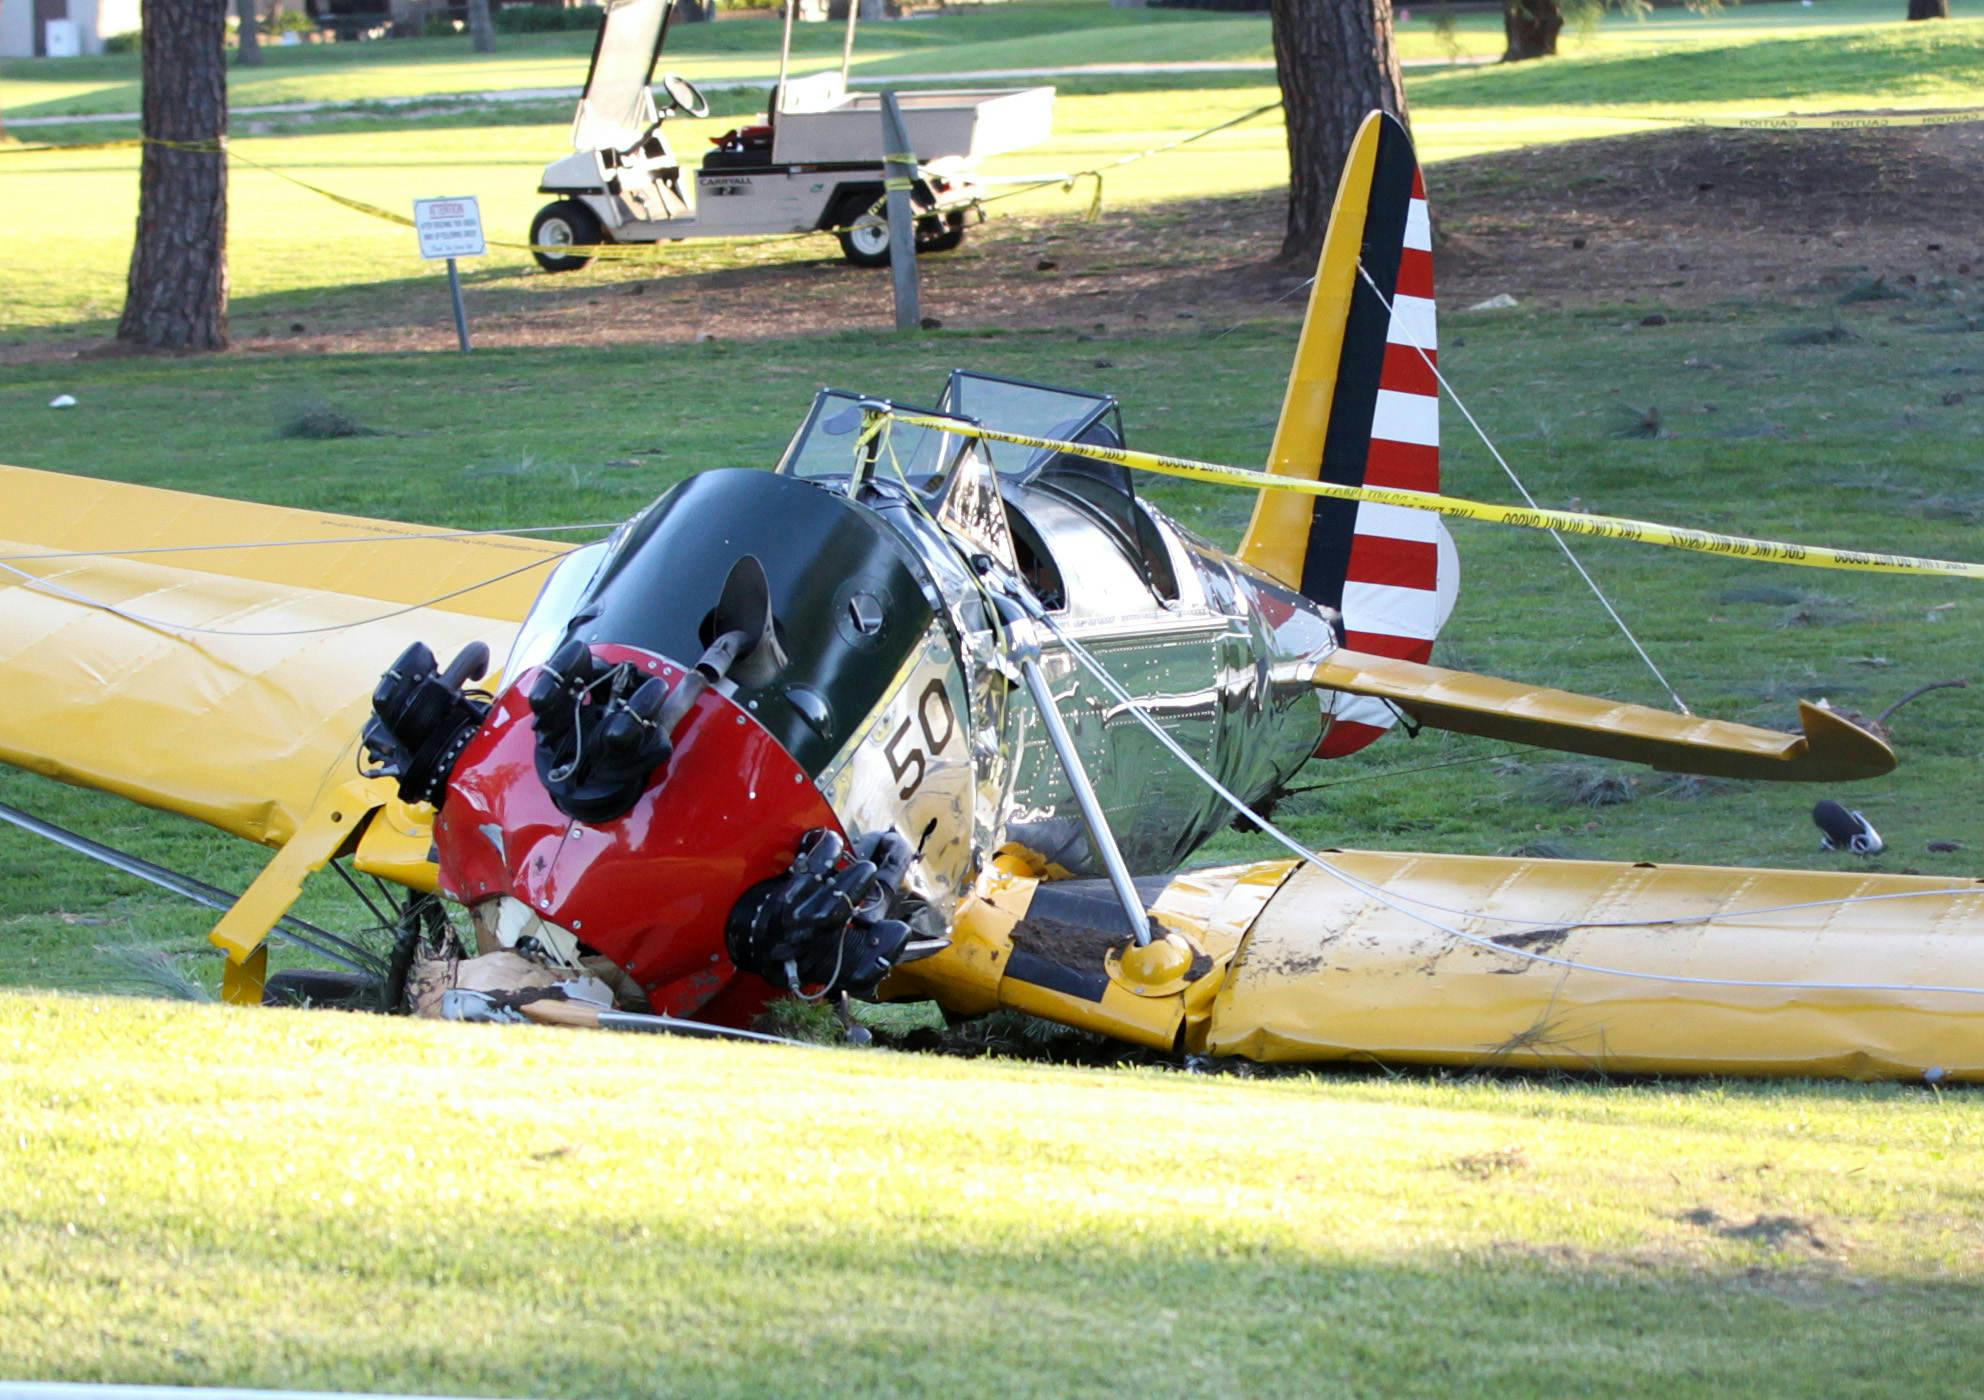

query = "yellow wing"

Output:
[[884, 855, 1984, 1082], [0, 464, 574, 995]]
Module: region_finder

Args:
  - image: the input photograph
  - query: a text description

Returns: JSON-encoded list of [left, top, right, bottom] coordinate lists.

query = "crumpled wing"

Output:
[[891, 857, 1984, 1082], [1208, 852, 1984, 1080], [0, 464, 571, 850]]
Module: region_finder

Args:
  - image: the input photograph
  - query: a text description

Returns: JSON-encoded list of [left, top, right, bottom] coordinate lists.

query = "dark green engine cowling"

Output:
[[567, 468, 937, 777]]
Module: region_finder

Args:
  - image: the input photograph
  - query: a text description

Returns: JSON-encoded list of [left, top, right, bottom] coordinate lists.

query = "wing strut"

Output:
[[0, 800, 384, 979], [1312, 650, 1896, 782], [204, 778, 392, 1003]]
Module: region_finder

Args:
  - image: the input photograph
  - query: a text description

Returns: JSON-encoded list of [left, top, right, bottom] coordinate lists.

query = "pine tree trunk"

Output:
[[235, 0, 262, 65], [1906, 0, 1950, 18], [467, 0, 495, 52], [117, 0, 229, 352], [1502, 0, 1563, 60], [1269, 0, 1408, 267]]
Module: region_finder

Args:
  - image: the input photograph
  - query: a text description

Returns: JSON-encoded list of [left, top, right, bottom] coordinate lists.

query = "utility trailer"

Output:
[[530, 0, 1055, 271]]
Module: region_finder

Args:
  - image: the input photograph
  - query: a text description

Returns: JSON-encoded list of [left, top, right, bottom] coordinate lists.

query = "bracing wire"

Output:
[[1207, 274, 1317, 344], [1039, 610, 1984, 998], [0, 521, 614, 564], [0, 553, 564, 639], [1356, 262, 1693, 714], [1277, 744, 1522, 797]]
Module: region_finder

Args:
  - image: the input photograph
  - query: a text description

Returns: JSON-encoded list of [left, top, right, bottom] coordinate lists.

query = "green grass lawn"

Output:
[[0, 81, 1298, 341], [3, 992, 1982, 1395], [1, 0, 1283, 120], [3, 296, 1982, 991], [0, 0, 1963, 122], [2, 4, 1978, 343], [4, 7, 1984, 1388], [1, 0, 1955, 122]]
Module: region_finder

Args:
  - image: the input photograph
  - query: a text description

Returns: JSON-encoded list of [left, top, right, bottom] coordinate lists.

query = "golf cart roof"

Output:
[[574, 0, 674, 153], [577, 0, 865, 153]]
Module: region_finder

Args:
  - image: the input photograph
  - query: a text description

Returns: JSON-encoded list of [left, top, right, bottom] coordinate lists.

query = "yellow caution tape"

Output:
[[0, 133, 911, 258], [245, 147, 871, 258], [0, 134, 223, 156], [888, 414, 1984, 582], [972, 99, 1285, 222], [1, 101, 1289, 240], [1645, 109, 1984, 131]]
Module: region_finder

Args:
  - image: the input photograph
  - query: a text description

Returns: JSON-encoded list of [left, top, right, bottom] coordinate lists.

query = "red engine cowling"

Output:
[[433, 644, 845, 1025]]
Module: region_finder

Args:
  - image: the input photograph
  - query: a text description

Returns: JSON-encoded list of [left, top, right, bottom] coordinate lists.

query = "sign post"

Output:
[[412, 196, 486, 353]]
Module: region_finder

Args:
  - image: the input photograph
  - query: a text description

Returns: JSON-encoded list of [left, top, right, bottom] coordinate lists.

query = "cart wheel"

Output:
[[834, 197, 894, 269], [530, 200, 602, 273], [917, 210, 967, 255]]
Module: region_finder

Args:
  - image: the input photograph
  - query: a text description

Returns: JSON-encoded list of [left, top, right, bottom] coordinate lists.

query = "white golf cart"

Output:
[[530, 0, 1055, 271]]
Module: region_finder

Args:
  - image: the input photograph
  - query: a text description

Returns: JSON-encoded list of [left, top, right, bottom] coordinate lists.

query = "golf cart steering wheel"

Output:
[[660, 72, 711, 120]]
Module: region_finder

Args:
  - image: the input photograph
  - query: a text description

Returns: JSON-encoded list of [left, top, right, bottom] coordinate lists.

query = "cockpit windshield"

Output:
[[775, 389, 975, 490], [937, 371, 1120, 477], [777, 372, 1122, 491], [502, 537, 614, 683], [773, 368, 1172, 599]]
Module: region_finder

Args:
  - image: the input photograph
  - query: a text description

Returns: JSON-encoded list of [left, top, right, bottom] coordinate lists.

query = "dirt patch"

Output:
[[1435, 123, 1984, 312], [1449, 1145, 1529, 1179], [1483, 926, 1573, 977], [1008, 914, 1123, 970], [1487, 927, 1571, 954], [11, 124, 1982, 363], [1682, 1207, 1834, 1253]]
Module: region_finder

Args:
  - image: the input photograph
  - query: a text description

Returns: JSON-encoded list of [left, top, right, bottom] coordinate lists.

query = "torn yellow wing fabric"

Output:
[[1209, 853, 1984, 1078], [0, 464, 571, 853], [893, 857, 1984, 1080]]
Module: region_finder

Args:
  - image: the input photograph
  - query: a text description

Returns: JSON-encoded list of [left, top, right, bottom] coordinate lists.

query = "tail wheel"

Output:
[[530, 199, 604, 273]]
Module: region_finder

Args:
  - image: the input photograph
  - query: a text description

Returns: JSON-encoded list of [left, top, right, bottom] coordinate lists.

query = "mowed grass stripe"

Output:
[[4, 9, 1981, 338], [4, 991, 1984, 1395]]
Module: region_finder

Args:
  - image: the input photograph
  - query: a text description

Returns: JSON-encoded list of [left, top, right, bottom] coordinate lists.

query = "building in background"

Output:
[[0, 0, 143, 57]]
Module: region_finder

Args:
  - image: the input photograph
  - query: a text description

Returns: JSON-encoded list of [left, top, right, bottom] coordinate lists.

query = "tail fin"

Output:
[[1239, 110, 1457, 757]]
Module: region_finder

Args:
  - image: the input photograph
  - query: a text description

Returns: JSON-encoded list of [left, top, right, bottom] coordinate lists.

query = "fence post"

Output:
[[879, 91, 921, 331]]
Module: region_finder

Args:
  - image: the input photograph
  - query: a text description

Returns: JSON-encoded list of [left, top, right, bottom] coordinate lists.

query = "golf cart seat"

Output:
[[599, 133, 687, 221], [705, 123, 775, 172]]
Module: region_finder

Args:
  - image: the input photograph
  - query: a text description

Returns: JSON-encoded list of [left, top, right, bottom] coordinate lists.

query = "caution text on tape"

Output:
[[884, 413, 1984, 582]]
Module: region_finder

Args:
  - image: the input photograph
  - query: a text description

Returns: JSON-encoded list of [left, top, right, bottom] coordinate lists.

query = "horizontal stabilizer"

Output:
[[1312, 650, 1895, 782]]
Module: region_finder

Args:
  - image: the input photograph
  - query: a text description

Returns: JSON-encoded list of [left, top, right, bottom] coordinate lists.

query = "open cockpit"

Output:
[[778, 370, 1180, 617]]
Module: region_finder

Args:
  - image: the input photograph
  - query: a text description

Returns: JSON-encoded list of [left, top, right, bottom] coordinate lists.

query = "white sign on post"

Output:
[[412, 197, 486, 261], [413, 197, 484, 352]]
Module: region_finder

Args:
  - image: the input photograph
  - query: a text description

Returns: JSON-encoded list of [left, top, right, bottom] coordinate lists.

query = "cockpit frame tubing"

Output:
[[998, 590, 1153, 947]]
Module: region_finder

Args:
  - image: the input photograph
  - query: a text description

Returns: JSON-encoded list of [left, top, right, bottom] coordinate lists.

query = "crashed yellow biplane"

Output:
[[5, 113, 1982, 1079]]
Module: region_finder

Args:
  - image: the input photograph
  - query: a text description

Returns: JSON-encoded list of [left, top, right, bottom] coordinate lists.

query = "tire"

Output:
[[530, 199, 603, 273], [917, 210, 967, 255], [832, 192, 893, 269], [263, 968, 385, 1011]]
